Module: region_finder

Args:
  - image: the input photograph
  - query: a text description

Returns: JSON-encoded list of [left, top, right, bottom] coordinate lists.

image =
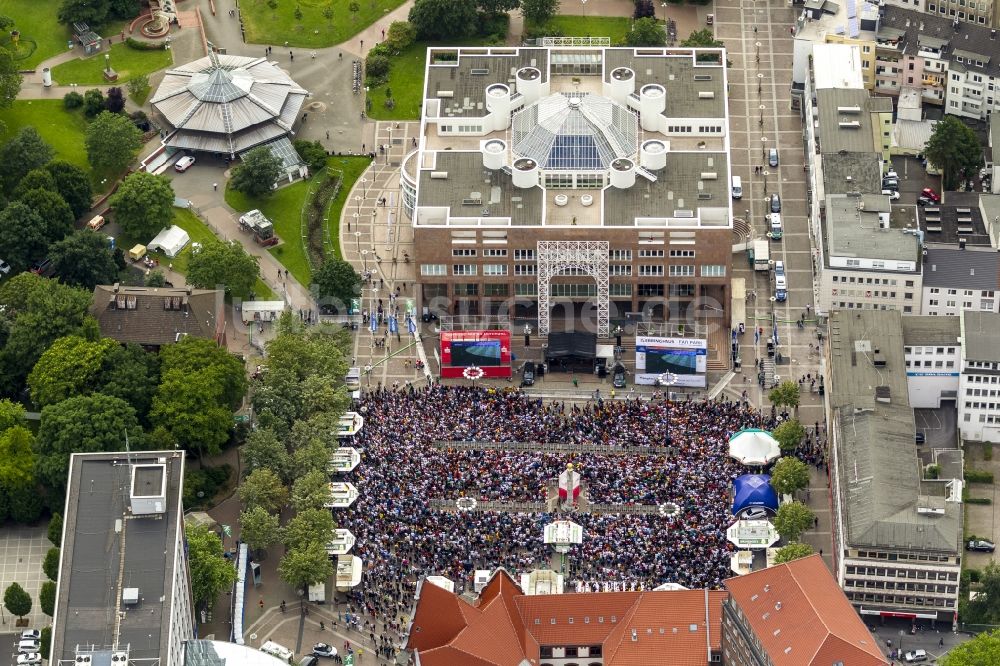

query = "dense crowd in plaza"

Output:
[[335, 386, 778, 645]]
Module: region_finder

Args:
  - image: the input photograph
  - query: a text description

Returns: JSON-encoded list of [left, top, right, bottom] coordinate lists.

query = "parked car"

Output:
[[174, 155, 196, 172], [17, 640, 40, 654], [967, 539, 996, 552], [312, 643, 338, 658], [19, 631, 40, 641], [521, 361, 536, 387], [770, 194, 781, 213], [882, 178, 899, 191], [29, 258, 52, 276], [768, 148, 779, 167], [0, 258, 10, 275], [915, 432, 925, 444], [921, 187, 941, 202], [917, 196, 933, 206], [612, 363, 627, 389], [881, 189, 901, 200], [16, 654, 41, 666], [298, 656, 318, 666], [903, 650, 928, 663]]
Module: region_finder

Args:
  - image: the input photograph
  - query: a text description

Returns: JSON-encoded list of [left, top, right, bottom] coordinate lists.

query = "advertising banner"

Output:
[[440, 329, 512, 379], [634, 336, 708, 387]]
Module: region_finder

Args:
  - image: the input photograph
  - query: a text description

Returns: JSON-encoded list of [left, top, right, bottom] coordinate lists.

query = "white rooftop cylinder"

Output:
[[481, 139, 507, 171], [640, 140, 668, 171], [639, 84, 666, 131], [485, 83, 511, 128], [516, 67, 542, 105], [512, 157, 539, 189], [607, 67, 635, 104], [609, 158, 636, 189]]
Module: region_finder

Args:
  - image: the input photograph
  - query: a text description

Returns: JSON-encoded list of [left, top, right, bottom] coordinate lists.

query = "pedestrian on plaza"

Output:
[[290, 52, 294, 61]]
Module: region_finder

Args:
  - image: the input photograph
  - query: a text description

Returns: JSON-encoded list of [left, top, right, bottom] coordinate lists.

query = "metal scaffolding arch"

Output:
[[537, 240, 610, 337]]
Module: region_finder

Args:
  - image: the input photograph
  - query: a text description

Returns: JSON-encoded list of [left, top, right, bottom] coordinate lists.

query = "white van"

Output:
[[775, 275, 788, 302], [260, 641, 294, 662], [731, 175, 743, 199], [769, 213, 783, 240], [774, 260, 785, 278]]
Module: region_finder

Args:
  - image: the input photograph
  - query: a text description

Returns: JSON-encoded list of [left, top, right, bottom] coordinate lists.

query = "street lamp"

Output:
[[758, 104, 765, 127], [355, 230, 362, 253], [763, 170, 769, 193], [361, 250, 369, 273], [360, 177, 368, 198], [757, 72, 764, 96], [355, 195, 363, 217], [581, 0, 588, 16], [761, 136, 768, 161]]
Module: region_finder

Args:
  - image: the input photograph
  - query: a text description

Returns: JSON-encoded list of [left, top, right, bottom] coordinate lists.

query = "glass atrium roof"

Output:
[[512, 93, 637, 171]]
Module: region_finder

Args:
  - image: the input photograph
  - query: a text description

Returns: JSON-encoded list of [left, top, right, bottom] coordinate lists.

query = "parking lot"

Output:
[[888, 155, 943, 206]]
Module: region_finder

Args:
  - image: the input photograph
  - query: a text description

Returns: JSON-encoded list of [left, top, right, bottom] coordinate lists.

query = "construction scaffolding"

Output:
[[537, 240, 610, 337]]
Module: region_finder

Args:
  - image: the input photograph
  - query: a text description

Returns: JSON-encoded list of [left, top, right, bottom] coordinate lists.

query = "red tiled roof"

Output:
[[602, 590, 727, 666], [409, 570, 726, 666], [407, 579, 474, 654], [723, 554, 889, 666]]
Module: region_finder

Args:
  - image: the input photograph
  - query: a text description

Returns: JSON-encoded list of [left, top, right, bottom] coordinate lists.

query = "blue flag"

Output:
[[389, 315, 398, 334], [370, 313, 377, 333], [407, 316, 416, 335]]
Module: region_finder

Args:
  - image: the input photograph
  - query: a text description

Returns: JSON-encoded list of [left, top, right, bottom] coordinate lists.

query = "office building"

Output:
[[882, 0, 1000, 29], [825, 310, 963, 626], [401, 45, 733, 342], [901, 315, 962, 408], [51, 451, 195, 666], [791, 3, 878, 105], [959, 310, 1000, 442], [722, 554, 889, 666], [818, 193, 922, 314]]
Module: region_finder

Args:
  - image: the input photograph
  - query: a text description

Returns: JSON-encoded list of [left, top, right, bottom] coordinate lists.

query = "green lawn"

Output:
[[240, 0, 408, 49], [0, 100, 89, 171], [123, 206, 276, 300], [226, 155, 373, 285], [51, 41, 173, 85], [531, 16, 633, 43], [367, 39, 489, 121], [0, 0, 129, 70], [324, 155, 374, 259], [227, 180, 313, 287]]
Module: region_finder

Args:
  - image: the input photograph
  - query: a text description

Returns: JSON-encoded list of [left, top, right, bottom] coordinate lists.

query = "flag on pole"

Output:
[[388, 315, 398, 334], [407, 316, 417, 335], [370, 313, 377, 334], [773, 322, 779, 347]]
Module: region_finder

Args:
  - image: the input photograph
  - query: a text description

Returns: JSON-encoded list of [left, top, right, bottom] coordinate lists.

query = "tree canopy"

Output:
[[28, 335, 118, 408], [408, 0, 479, 40], [110, 171, 175, 241], [278, 541, 334, 590], [238, 506, 281, 553], [962, 563, 1000, 625], [772, 543, 815, 565], [0, 202, 51, 275], [774, 501, 814, 542], [282, 507, 334, 551], [36, 394, 142, 494], [50, 230, 120, 290], [520, 0, 559, 24], [96, 343, 160, 422], [0, 30, 23, 122], [3, 582, 31, 618], [625, 17, 666, 47], [768, 381, 801, 410], [230, 146, 283, 197], [85, 111, 143, 173], [0, 274, 97, 398], [238, 468, 289, 513], [771, 419, 806, 452], [45, 161, 94, 219], [185, 524, 237, 608], [940, 628, 1000, 666], [241, 427, 292, 481], [924, 115, 984, 191], [769, 456, 810, 496], [681, 28, 724, 48], [0, 127, 53, 195], [312, 258, 362, 311], [186, 240, 261, 298]]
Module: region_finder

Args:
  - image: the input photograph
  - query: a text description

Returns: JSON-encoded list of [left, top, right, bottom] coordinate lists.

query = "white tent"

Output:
[[148, 225, 191, 258], [728, 429, 781, 466]]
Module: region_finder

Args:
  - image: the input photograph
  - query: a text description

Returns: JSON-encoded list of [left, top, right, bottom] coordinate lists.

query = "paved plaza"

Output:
[[0, 526, 50, 634]]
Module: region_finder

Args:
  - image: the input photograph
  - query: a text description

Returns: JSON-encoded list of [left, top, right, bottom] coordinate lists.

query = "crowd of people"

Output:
[[335, 385, 780, 642]]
